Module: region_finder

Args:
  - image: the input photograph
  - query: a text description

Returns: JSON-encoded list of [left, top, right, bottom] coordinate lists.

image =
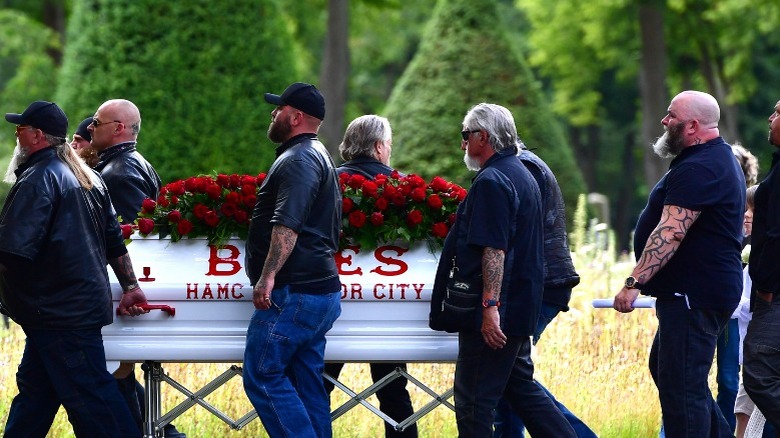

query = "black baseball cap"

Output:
[[75, 117, 93, 142], [5, 100, 68, 138], [264, 82, 325, 120]]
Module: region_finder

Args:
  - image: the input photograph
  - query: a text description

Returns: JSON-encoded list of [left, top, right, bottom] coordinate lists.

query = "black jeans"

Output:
[[324, 362, 417, 437], [744, 297, 780, 437], [454, 331, 575, 438], [649, 297, 733, 438]]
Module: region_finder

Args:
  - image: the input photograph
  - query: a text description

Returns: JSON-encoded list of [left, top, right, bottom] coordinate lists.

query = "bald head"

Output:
[[672, 91, 720, 129], [97, 99, 141, 137], [89, 99, 142, 151]]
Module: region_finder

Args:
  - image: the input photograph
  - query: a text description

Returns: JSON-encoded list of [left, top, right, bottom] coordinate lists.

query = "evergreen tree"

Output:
[[56, 0, 302, 182], [384, 0, 585, 214]]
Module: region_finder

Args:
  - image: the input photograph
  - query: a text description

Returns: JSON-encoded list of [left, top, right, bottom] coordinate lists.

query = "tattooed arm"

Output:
[[614, 204, 700, 312], [481, 247, 508, 349], [253, 224, 298, 310], [108, 253, 149, 316]]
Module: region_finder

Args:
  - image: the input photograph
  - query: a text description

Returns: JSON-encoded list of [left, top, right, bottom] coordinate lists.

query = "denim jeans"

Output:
[[324, 362, 417, 437], [243, 286, 341, 438], [493, 303, 596, 438], [649, 297, 732, 438], [743, 297, 780, 435], [4, 327, 140, 437], [715, 318, 740, 432], [455, 331, 576, 438]]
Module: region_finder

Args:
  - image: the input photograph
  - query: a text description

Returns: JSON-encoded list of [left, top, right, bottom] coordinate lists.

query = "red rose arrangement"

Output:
[[338, 171, 466, 250], [130, 172, 466, 250]]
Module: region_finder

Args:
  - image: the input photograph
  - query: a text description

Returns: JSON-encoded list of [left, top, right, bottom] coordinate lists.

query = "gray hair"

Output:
[[57, 140, 97, 190], [463, 103, 518, 152], [732, 142, 759, 187], [339, 115, 392, 161]]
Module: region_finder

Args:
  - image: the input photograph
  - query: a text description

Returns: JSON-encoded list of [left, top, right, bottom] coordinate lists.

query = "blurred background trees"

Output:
[[1, 0, 779, 249]]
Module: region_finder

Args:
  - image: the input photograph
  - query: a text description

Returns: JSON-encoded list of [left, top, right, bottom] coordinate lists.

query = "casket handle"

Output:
[[116, 303, 176, 317]]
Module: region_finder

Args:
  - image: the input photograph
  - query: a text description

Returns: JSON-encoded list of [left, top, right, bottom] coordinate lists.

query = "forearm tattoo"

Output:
[[635, 205, 700, 282], [482, 247, 505, 301], [261, 225, 298, 279], [109, 253, 138, 290]]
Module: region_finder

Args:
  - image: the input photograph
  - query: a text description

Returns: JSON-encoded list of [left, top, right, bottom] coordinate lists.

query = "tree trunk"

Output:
[[638, 1, 670, 187], [319, 0, 350, 159], [42, 0, 66, 65]]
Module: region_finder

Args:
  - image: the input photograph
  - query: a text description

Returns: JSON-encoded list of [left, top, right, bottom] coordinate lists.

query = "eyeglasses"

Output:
[[91, 118, 121, 128], [461, 129, 480, 141], [15, 125, 35, 134]]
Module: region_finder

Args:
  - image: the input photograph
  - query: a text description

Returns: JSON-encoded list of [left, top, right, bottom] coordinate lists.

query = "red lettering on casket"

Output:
[[341, 283, 363, 299], [206, 244, 242, 276], [369, 245, 408, 276], [336, 246, 363, 276], [186, 283, 199, 299], [412, 283, 424, 299], [186, 283, 245, 299]]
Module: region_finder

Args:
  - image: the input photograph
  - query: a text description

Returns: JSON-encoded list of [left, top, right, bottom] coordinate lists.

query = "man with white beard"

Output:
[[614, 90, 745, 437]]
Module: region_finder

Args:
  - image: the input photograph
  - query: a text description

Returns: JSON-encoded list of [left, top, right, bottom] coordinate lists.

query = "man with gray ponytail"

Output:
[[0, 100, 149, 437]]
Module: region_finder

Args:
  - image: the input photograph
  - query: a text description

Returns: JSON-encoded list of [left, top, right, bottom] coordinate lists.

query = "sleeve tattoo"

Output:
[[261, 225, 298, 279], [634, 204, 700, 283], [108, 253, 138, 290], [482, 247, 505, 301]]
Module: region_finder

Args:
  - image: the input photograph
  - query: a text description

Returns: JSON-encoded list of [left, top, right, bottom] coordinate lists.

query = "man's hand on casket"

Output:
[[118, 286, 150, 316]]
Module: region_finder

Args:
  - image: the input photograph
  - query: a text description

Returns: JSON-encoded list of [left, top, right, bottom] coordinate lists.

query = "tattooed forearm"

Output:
[[108, 253, 138, 290], [261, 225, 298, 279], [482, 247, 505, 301], [634, 205, 700, 282]]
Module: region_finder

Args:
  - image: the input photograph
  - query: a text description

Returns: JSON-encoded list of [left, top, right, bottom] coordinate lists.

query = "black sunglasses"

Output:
[[461, 129, 480, 141], [91, 118, 121, 128]]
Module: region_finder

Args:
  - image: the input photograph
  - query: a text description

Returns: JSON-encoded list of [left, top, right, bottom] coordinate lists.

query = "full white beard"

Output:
[[463, 152, 481, 171], [4, 140, 28, 184]]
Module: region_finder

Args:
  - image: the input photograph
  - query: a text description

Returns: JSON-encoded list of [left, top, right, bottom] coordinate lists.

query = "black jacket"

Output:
[[95, 142, 161, 223], [519, 149, 580, 311], [0, 147, 127, 329], [749, 150, 780, 302], [337, 157, 401, 179]]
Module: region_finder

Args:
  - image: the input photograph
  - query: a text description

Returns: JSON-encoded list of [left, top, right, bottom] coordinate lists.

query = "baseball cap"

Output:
[[264, 82, 325, 120], [75, 117, 93, 142], [5, 101, 68, 138]]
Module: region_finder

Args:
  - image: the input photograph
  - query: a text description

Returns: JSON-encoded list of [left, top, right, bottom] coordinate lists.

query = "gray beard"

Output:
[[463, 152, 481, 171], [4, 141, 28, 183]]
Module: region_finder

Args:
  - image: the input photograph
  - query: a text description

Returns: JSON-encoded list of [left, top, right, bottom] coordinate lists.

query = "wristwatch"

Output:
[[482, 299, 500, 308], [624, 276, 643, 290]]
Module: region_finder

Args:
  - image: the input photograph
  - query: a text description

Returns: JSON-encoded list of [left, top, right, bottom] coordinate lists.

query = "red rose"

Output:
[[216, 174, 230, 187], [429, 176, 449, 192], [177, 219, 194, 236], [195, 176, 209, 193], [157, 197, 170, 208], [427, 194, 443, 209], [241, 184, 256, 196], [141, 198, 156, 213], [204, 210, 219, 227], [374, 174, 388, 185], [120, 224, 134, 239], [221, 202, 238, 217], [241, 175, 257, 187], [392, 194, 406, 207], [432, 222, 449, 238], [170, 195, 179, 205], [243, 194, 257, 207], [375, 197, 388, 211], [383, 184, 397, 199], [256, 173, 267, 186], [406, 174, 426, 188], [342, 198, 354, 214], [193, 203, 209, 219], [390, 170, 401, 179], [362, 181, 379, 198], [184, 177, 199, 192], [370, 212, 384, 226], [137, 218, 155, 235], [234, 209, 249, 224], [448, 213, 457, 225], [456, 188, 467, 202], [411, 187, 426, 202], [348, 210, 367, 228], [225, 191, 241, 204], [347, 174, 367, 189], [167, 210, 182, 223], [206, 184, 222, 200], [406, 209, 423, 227]]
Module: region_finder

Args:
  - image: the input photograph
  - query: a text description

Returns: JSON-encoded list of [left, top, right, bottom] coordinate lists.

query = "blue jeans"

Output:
[[455, 331, 576, 438], [493, 303, 596, 438], [649, 297, 732, 438], [716, 318, 739, 432], [4, 327, 139, 437], [243, 286, 341, 438], [743, 297, 780, 435]]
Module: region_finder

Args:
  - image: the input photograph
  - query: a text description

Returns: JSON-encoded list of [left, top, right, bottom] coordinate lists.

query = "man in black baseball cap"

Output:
[[264, 82, 325, 121], [5, 100, 68, 138]]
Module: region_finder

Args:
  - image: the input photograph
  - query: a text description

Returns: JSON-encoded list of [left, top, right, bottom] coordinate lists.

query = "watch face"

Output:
[[625, 276, 636, 288]]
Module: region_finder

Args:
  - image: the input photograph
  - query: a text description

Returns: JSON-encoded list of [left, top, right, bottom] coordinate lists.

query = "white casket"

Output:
[[104, 238, 458, 364]]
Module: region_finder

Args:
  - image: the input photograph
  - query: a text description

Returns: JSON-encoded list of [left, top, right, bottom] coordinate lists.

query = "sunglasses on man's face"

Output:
[[461, 129, 480, 141], [15, 125, 35, 134], [91, 118, 121, 128]]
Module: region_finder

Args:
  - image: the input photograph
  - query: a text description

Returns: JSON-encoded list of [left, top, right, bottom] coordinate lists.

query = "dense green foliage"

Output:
[[55, 0, 302, 182], [384, 0, 585, 214]]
